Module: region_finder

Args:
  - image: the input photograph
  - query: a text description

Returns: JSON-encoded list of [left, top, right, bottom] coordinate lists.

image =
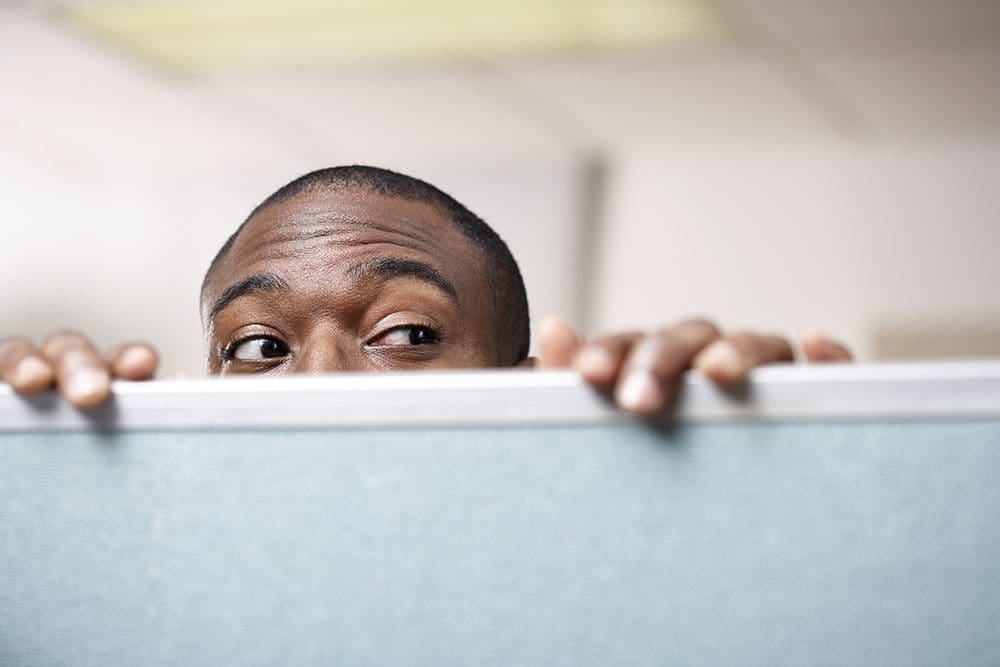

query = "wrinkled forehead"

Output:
[[202, 187, 488, 304], [245, 187, 456, 255]]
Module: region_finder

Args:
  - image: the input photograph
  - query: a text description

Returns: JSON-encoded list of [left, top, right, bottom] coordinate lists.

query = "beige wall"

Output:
[[1, 162, 584, 376], [591, 139, 1000, 359]]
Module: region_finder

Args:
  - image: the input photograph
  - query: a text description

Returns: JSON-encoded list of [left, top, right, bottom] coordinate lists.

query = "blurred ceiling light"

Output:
[[65, 0, 726, 71]]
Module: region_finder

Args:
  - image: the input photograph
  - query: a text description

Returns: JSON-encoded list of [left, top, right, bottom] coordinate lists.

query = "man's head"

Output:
[[200, 166, 530, 375]]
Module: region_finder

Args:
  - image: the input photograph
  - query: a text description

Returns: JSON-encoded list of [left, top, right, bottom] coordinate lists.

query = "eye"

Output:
[[228, 336, 289, 361], [368, 325, 440, 347]]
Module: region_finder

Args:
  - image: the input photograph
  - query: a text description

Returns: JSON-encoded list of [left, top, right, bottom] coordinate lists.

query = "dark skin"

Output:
[[202, 188, 500, 375], [0, 185, 852, 413]]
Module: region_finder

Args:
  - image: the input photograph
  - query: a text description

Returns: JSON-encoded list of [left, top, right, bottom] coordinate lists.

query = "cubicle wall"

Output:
[[2, 363, 999, 666]]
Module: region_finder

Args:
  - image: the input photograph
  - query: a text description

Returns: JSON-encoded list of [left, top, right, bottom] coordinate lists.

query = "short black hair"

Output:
[[202, 165, 530, 365]]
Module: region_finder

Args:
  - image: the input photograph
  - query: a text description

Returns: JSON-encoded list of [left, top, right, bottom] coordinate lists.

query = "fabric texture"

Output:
[[1, 421, 999, 666]]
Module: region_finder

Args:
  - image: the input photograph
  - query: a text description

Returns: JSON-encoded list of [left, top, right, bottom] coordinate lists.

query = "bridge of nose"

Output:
[[292, 330, 365, 374]]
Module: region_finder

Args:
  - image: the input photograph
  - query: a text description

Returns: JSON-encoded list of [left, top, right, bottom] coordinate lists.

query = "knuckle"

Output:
[[657, 319, 721, 348], [626, 334, 686, 379], [726, 332, 793, 361], [650, 329, 682, 349], [682, 317, 722, 338], [0, 338, 35, 368], [592, 332, 643, 351], [656, 323, 717, 354], [43, 328, 84, 342], [0, 335, 32, 349], [619, 337, 654, 370], [41, 329, 94, 357], [0, 337, 30, 357], [724, 333, 759, 350]]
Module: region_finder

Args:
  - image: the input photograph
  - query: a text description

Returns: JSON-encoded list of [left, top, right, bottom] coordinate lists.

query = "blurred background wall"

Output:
[[2, 0, 998, 375]]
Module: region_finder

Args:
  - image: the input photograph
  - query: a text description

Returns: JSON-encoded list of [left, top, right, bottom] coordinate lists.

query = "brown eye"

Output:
[[369, 326, 440, 347], [229, 337, 289, 361]]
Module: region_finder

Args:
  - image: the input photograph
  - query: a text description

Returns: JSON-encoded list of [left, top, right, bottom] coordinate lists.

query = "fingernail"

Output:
[[799, 328, 826, 351], [65, 367, 110, 407], [576, 346, 614, 378], [699, 341, 746, 379], [118, 346, 149, 367], [12, 356, 53, 391], [617, 372, 662, 414], [114, 346, 156, 377], [539, 315, 572, 338]]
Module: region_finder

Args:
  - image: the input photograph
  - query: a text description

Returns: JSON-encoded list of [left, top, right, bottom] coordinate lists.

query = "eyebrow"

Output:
[[208, 273, 290, 320], [348, 257, 459, 304]]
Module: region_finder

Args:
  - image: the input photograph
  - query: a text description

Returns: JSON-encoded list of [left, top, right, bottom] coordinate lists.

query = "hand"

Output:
[[537, 316, 852, 418], [0, 331, 158, 408]]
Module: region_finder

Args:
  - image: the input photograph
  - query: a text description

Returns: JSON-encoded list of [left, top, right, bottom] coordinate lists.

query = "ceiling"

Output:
[[65, 0, 727, 71], [1, 0, 998, 176]]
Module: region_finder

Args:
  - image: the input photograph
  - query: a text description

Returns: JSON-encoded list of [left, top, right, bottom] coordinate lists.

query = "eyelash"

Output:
[[223, 324, 442, 362], [367, 324, 442, 348], [223, 335, 289, 362]]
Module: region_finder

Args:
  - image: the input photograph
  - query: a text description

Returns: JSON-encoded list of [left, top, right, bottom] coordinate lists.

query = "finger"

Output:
[[538, 315, 584, 369], [104, 342, 159, 380], [616, 319, 720, 417], [0, 337, 55, 394], [694, 333, 794, 385], [800, 329, 853, 363], [574, 332, 643, 387], [41, 330, 112, 409]]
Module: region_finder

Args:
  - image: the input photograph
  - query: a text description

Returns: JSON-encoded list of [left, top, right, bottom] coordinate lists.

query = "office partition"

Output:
[[2, 362, 999, 666]]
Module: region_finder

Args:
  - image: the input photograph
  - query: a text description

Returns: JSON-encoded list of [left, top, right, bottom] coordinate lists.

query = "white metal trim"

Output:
[[2, 360, 1000, 432]]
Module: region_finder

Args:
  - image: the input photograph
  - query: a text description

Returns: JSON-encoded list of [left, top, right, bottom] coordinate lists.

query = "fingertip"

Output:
[[40, 329, 86, 357], [63, 366, 112, 409], [799, 330, 853, 362], [800, 327, 824, 343], [694, 340, 749, 384], [800, 333, 820, 360], [575, 345, 615, 383], [799, 328, 825, 355], [538, 315, 583, 369], [615, 371, 664, 418], [110, 344, 158, 380], [539, 315, 578, 343], [11, 355, 55, 394]]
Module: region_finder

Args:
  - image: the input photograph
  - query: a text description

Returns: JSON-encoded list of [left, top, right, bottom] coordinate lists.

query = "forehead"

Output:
[[206, 186, 486, 298]]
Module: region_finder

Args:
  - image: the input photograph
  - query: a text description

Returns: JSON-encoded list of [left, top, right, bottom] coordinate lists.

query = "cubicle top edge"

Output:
[[2, 360, 1000, 431]]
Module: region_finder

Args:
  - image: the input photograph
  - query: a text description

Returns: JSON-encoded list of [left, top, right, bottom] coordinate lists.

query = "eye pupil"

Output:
[[259, 339, 285, 358], [408, 327, 432, 345]]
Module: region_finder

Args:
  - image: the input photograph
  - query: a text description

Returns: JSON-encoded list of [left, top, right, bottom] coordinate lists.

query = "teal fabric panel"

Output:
[[2, 421, 999, 666]]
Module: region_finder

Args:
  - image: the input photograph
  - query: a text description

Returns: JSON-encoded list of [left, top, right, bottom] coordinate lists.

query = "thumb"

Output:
[[538, 315, 584, 368], [800, 329, 853, 362]]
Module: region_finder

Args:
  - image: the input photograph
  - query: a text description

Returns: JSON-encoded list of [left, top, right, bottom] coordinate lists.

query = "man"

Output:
[[0, 166, 851, 415]]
